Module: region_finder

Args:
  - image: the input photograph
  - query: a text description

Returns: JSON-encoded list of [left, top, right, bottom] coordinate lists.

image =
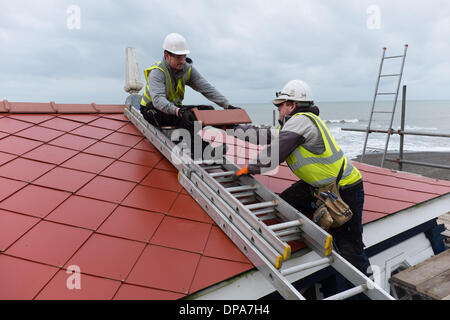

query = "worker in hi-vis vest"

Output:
[[140, 33, 237, 157], [231, 80, 371, 276]]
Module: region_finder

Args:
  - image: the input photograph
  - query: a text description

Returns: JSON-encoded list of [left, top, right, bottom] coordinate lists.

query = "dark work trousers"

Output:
[[279, 179, 371, 276], [140, 104, 214, 156]]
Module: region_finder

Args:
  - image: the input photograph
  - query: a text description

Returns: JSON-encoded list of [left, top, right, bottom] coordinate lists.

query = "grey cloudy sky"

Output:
[[1, 0, 450, 105]]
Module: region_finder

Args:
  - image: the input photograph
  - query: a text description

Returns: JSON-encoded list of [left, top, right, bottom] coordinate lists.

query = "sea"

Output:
[[240, 100, 450, 160]]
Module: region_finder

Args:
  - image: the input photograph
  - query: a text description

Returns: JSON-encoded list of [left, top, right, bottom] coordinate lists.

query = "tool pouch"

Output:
[[314, 183, 353, 229], [313, 204, 333, 231]]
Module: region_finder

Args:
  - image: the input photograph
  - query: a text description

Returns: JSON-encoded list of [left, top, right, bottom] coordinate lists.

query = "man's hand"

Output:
[[178, 107, 196, 121], [233, 166, 249, 180]]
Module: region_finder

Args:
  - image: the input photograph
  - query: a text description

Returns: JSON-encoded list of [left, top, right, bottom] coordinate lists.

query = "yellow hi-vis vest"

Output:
[[282, 112, 362, 188], [140, 61, 192, 107]]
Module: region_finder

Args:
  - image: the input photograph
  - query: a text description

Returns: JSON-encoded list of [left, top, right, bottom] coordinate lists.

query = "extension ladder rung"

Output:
[[194, 159, 222, 165], [226, 185, 257, 193], [258, 213, 277, 221], [245, 201, 277, 211], [252, 207, 277, 216], [380, 73, 401, 77], [215, 177, 236, 183], [210, 171, 235, 178], [384, 55, 404, 59], [275, 228, 301, 239], [233, 191, 256, 198], [323, 284, 368, 300], [239, 198, 256, 204], [268, 220, 302, 231], [203, 165, 223, 171], [281, 257, 332, 276], [376, 92, 396, 95]]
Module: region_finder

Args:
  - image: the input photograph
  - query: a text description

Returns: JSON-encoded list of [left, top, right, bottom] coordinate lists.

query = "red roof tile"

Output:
[[35, 270, 122, 300], [23, 144, 78, 165], [126, 244, 200, 294], [192, 108, 252, 126], [8, 114, 55, 124], [83, 141, 130, 159], [0, 102, 448, 300], [189, 256, 253, 294], [121, 185, 178, 213], [113, 284, 185, 300], [168, 193, 214, 224], [0, 157, 55, 182], [61, 152, 115, 173], [14, 125, 65, 142], [48, 133, 97, 151], [0, 185, 71, 218], [0, 255, 59, 299], [97, 206, 164, 242], [119, 148, 162, 167], [46, 195, 117, 230], [70, 125, 114, 140], [101, 131, 143, 147], [0, 152, 16, 166], [150, 216, 212, 253], [66, 233, 146, 281], [39, 117, 84, 132], [100, 160, 152, 183], [203, 226, 251, 263], [76, 176, 136, 203], [0, 135, 43, 155], [0, 177, 27, 202], [6, 220, 92, 267], [33, 167, 95, 192], [0, 209, 39, 251], [140, 168, 183, 192]]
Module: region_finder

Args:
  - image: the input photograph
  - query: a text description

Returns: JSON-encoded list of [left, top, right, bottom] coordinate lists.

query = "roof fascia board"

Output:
[[190, 250, 325, 300], [363, 193, 450, 248]]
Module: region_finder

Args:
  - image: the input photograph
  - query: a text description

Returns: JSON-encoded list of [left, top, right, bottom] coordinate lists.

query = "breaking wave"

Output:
[[324, 119, 359, 124]]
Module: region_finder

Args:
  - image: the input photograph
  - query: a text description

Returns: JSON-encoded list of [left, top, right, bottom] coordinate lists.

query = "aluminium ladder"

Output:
[[124, 104, 394, 300], [361, 44, 408, 167]]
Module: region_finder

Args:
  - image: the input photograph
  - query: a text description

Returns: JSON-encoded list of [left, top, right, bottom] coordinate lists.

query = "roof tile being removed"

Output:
[[192, 108, 252, 126]]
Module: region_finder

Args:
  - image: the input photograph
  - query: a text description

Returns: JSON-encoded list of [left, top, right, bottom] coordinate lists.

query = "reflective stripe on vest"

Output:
[[282, 112, 362, 188], [140, 61, 192, 107]]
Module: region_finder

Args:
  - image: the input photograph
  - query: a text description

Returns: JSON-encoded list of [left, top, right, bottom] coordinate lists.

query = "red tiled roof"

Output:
[[0, 101, 449, 300], [0, 102, 253, 300]]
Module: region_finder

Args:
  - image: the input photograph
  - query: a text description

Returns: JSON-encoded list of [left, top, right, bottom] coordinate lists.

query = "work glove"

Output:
[[233, 165, 249, 180], [227, 105, 241, 110], [178, 107, 196, 122]]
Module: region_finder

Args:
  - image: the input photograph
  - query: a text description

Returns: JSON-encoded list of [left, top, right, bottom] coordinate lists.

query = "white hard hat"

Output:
[[163, 33, 190, 55], [272, 80, 314, 105]]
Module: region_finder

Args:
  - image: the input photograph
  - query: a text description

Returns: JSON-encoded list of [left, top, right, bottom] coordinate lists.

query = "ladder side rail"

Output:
[[220, 164, 334, 257], [188, 172, 284, 268], [191, 164, 292, 259], [178, 172, 306, 300], [330, 251, 395, 300], [381, 44, 408, 167], [194, 162, 333, 258], [361, 47, 387, 163]]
